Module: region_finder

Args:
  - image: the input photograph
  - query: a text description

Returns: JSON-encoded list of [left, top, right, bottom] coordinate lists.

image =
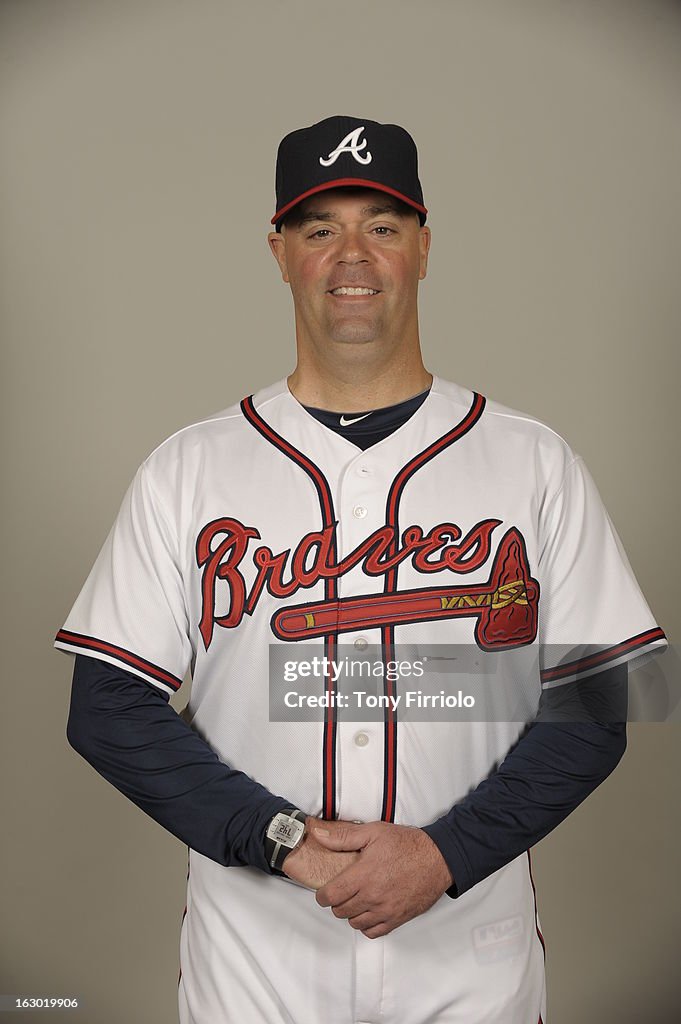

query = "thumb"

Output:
[[312, 824, 367, 852]]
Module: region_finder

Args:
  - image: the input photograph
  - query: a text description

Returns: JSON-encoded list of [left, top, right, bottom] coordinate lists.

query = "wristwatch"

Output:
[[264, 808, 307, 874]]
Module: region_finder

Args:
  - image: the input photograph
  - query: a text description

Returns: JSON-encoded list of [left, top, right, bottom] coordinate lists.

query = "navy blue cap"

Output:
[[272, 115, 427, 230]]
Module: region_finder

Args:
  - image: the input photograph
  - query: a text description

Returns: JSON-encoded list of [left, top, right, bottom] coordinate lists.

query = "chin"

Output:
[[330, 334, 377, 346], [327, 320, 383, 345]]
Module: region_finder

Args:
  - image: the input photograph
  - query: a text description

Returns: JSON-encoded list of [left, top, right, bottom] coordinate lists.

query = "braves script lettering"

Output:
[[197, 518, 502, 649]]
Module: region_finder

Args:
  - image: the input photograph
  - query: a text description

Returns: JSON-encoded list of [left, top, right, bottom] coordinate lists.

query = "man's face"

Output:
[[268, 188, 430, 352]]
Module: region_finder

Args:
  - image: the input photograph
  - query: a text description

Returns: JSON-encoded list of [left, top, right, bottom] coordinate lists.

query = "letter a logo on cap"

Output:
[[319, 127, 372, 167]]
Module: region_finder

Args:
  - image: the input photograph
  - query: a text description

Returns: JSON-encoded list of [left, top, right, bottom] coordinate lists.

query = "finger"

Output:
[[346, 911, 382, 931], [315, 854, 369, 907], [361, 921, 393, 939], [316, 873, 361, 909], [328, 895, 369, 920], [313, 825, 367, 852]]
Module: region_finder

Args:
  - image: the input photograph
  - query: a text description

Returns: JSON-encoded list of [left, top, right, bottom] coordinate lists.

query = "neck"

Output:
[[288, 340, 432, 413]]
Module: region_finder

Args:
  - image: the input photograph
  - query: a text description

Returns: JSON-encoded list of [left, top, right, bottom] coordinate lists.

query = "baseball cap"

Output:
[[271, 115, 427, 231]]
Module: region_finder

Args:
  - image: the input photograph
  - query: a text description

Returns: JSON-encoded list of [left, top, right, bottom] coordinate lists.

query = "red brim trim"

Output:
[[271, 178, 428, 225]]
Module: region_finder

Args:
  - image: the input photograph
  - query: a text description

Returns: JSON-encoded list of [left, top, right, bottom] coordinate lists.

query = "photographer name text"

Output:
[[283, 690, 475, 710]]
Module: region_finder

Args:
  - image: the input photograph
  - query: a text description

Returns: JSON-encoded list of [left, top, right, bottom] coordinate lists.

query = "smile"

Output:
[[329, 287, 380, 296]]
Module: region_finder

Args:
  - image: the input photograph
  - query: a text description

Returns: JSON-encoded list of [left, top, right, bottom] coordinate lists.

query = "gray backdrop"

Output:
[[2, 1, 679, 1021]]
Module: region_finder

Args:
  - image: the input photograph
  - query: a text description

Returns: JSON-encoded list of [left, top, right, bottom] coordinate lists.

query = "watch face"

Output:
[[268, 814, 305, 848]]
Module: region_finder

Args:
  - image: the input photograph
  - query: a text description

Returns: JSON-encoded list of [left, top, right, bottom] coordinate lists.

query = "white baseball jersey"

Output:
[[55, 376, 666, 1024]]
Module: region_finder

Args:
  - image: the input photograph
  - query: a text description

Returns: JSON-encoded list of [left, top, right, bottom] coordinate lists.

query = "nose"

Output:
[[336, 226, 370, 264]]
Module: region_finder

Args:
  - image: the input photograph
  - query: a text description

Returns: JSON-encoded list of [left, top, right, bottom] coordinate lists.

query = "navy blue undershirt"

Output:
[[303, 387, 430, 449], [67, 390, 627, 897]]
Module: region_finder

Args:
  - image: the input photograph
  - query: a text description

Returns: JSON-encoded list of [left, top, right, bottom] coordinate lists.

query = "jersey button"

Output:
[[354, 636, 368, 650], [357, 465, 371, 476], [354, 731, 370, 747], [352, 505, 368, 519]]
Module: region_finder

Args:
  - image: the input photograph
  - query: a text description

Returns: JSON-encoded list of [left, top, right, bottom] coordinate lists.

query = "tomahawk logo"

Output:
[[196, 517, 540, 652], [319, 127, 372, 166]]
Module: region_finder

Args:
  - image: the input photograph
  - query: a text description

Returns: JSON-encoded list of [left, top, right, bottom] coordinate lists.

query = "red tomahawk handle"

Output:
[[271, 527, 539, 650]]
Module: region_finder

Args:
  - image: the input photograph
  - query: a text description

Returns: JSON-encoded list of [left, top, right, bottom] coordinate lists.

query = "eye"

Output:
[[372, 226, 395, 236], [309, 228, 332, 239]]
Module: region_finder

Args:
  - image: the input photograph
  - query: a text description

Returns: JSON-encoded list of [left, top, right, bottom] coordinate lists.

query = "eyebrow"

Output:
[[295, 202, 408, 228]]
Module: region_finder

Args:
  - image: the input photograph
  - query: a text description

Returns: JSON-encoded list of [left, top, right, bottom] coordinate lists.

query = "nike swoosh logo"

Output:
[[339, 413, 371, 426]]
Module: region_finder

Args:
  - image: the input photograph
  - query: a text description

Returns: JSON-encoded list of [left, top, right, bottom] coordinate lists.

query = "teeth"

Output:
[[331, 287, 378, 296]]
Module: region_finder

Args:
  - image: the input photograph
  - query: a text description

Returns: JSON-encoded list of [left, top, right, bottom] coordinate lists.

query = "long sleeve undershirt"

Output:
[[67, 655, 291, 874], [422, 664, 627, 895], [67, 654, 626, 896]]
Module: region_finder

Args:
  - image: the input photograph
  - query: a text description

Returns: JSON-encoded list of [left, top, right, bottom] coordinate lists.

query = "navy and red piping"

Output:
[[54, 629, 183, 691], [241, 395, 339, 819], [178, 850, 191, 988], [541, 627, 666, 684], [380, 392, 486, 821], [241, 391, 485, 824], [527, 849, 546, 957], [529, 849, 546, 1024]]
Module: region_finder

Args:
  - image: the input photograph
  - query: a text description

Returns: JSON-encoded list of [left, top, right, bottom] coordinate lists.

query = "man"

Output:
[[56, 115, 666, 1023]]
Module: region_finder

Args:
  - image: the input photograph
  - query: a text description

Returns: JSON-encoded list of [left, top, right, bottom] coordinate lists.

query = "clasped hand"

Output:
[[282, 817, 453, 939]]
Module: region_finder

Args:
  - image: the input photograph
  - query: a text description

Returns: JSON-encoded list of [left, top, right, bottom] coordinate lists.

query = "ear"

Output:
[[418, 226, 431, 281], [268, 231, 290, 283]]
